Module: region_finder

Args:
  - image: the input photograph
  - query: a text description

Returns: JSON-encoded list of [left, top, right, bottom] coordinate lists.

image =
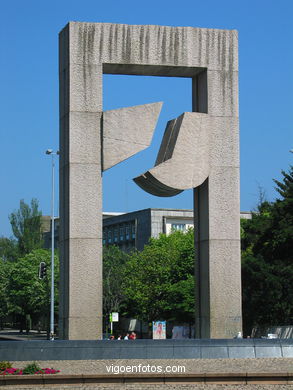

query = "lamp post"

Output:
[[45, 149, 59, 340]]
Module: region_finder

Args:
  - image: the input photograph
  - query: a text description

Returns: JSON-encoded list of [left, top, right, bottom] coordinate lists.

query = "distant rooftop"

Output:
[[103, 212, 125, 219]]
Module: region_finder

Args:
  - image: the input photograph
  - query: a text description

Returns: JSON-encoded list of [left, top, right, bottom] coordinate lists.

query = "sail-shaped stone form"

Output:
[[103, 102, 162, 171]]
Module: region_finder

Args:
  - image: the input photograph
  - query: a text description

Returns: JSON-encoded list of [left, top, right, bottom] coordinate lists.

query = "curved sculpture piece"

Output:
[[134, 171, 183, 197], [134, 112, 210, 196]]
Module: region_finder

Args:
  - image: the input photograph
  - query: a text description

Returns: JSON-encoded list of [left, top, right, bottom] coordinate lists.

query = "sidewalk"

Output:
[[7, 358, 293, 376]]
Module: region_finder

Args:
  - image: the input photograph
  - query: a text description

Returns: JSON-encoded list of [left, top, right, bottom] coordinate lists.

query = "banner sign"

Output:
[[152, 321, 166, 339]]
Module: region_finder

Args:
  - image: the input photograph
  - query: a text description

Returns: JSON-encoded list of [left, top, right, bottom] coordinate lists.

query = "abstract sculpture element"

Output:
[[103, 102, 162, 171], [134, 112, 210, 196]]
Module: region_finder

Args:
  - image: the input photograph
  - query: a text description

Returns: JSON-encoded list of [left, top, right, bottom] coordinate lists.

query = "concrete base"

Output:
[[1, 339, 292, 361]]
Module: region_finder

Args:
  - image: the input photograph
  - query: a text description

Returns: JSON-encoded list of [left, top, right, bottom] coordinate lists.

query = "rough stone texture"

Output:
[[207, 70, 239, 117], [59, 25, 103, 340], [103, 102, 162, 171], [68, 23, 238, 71], [207, 116, 239, 167], [59, 22, 240, 340], [66, 112, 102, 165]]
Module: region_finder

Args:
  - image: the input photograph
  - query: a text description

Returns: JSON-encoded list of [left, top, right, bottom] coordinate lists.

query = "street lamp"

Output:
[[45, 149, 59, 340]]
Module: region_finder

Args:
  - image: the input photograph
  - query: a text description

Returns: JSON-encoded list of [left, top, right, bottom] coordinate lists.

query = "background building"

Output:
[[43, 209, 252, 252], [103, 208, 194, 252]]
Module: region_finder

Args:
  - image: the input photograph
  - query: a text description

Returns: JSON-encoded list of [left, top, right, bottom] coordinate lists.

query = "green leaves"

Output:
[[0, 262, 9, 321], [9, 199, 43, 255], [4, 249, 59, 321], [0, 237, 18, 262], [103, 229, 195, 325], [122, 229, 195, 323], [241, 166, 293, 335], [0, 199, 57, 331], [103, 245, 129, 319]]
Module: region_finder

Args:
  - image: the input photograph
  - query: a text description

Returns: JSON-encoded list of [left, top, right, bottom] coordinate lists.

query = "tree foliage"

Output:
[[241, 166, 293, 334], [103, 245, 129, 319], [0, 237, 18, 262], [4, 249, 59, 330], [122, 229, 195, 323], [9, 199, 43, 255], [0, 199, 59, 332], [0, 261, 9, 327]]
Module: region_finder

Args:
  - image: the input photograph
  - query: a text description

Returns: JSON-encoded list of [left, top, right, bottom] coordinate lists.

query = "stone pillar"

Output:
[[59, 24, 103, 339], [194, 67, 242, 338]]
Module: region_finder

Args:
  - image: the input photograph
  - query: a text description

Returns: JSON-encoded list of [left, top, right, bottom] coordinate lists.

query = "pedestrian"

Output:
[[124, 333, 129, 340], [129, 331, 136, 340], [117, 335, 122, 340]]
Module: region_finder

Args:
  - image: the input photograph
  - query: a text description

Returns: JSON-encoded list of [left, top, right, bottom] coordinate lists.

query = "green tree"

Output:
[[0, 260, 10, 328], [6, 249, 59, 333], [0, 237, 18, 262], [9, 199, 43, 255], [241, 166, 293, 335], [123, 229, 195, 324], [103, 245, 129, 321]]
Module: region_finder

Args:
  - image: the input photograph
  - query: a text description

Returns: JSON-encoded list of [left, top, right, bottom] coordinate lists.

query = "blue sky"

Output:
[[1, 0, 292, 237]]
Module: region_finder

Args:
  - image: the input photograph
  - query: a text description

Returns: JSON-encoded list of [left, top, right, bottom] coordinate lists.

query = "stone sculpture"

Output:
[[59, 22, 242, 339]]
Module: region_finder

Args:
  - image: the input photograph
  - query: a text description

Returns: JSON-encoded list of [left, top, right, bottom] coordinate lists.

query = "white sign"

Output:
[[111, 312, 119, 322]]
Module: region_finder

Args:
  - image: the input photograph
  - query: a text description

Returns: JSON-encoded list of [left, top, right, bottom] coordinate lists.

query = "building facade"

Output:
[[43, 209, 252, 252], [103, 208, 194, 252]]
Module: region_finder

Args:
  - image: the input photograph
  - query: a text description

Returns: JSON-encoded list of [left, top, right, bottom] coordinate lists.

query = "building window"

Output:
[[114, 228, 118, 243], [131, 224, 136, 239], [108, 230, 112, 243], [171, 223, 186, 231], [126, 225, 130, 240], [103, 230, 106, 245], [165, 217, 193, 236], [119, 226, 124, 241]]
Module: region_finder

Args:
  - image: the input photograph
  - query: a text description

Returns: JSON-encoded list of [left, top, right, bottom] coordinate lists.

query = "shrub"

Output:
[[0, 361, 12, 371], [22, 362, 41, 375], [0, 361, 60, 376]]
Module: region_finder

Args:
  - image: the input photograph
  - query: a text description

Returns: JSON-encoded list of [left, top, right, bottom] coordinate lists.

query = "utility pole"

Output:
[[45, 149, 59, 340]]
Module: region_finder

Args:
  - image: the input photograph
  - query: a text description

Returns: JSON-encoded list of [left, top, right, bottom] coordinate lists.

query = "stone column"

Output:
[[59, 24, 103, 339], [194, 66, 242, 338]]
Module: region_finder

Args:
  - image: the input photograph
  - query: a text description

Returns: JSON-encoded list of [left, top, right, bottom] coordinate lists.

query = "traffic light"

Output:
[[39, 262, 47, 279]]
